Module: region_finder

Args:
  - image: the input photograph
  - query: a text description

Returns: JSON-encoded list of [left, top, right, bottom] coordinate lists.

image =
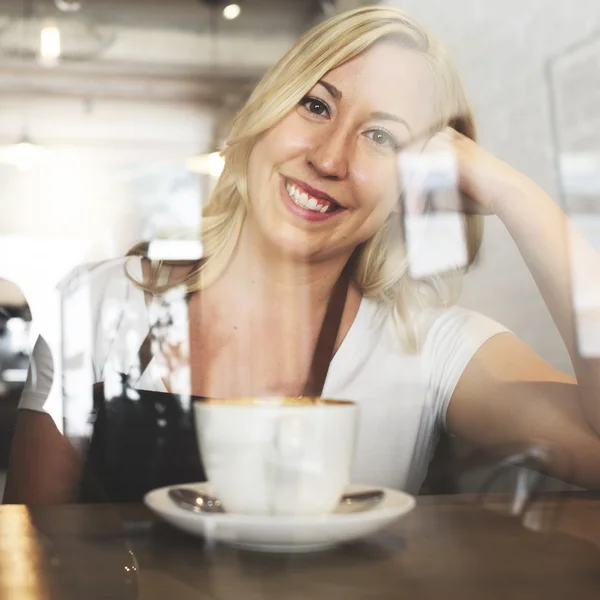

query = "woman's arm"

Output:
[[448, 332, 600, 488], [3, 335, 82, 504], [491, 180, 600, 434], [4, 409, 81, 504], [437, 128, 600, 486]]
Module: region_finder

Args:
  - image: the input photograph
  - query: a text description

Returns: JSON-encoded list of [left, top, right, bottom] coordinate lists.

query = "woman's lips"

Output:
[[286, 177, 341, 207], [280, 177, 344, 222]]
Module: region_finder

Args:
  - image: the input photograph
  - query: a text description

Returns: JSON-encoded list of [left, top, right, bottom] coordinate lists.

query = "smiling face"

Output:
[[245, 42, 437, 264]]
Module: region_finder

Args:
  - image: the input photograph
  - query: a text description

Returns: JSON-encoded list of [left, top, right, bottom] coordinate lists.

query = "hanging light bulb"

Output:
[[0, 135, 46, 171], [223, 4, 241, 20], [11, 136, 44, 171], [54, 0, 82, 12], [39, 23, 61, 66]]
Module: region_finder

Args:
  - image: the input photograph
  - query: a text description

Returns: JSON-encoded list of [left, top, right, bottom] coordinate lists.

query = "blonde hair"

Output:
[[130, 5, 483, 351]]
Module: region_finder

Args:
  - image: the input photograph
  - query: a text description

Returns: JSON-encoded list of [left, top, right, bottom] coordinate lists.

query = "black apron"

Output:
[[78, 260, 353, 503]]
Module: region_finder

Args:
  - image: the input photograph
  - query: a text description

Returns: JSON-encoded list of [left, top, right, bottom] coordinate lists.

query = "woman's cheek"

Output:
[[358, 173, 399, 214]]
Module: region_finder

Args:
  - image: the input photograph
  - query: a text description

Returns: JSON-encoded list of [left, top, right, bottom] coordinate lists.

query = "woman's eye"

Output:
[[365, 129, 398, 149], [300, 96, 330, 118]]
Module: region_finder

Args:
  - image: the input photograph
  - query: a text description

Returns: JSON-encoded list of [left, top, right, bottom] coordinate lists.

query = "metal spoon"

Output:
[[168, 487, 384, 515], [335, 489, 385, 513], [168, 488, 225, 513]]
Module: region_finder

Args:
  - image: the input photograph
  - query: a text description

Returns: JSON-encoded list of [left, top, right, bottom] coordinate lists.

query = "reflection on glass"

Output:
[[550, 33, 600, 356]]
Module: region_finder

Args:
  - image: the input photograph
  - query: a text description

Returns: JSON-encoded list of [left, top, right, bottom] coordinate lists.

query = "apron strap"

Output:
[[302, 258, 352, 397]]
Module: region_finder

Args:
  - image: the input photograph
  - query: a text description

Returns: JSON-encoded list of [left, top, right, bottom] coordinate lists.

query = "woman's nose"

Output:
[[306, 126, 350, 180]]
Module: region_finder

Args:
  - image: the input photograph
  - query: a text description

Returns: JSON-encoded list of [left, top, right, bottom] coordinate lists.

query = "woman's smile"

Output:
[[280, 175, 346, 223]]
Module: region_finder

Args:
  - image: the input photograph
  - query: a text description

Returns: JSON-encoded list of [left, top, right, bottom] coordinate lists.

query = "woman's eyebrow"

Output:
[[317, 79, 342, 99], [370, 111, 412, 134]]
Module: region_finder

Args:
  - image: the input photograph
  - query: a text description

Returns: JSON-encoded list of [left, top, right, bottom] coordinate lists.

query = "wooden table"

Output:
[[1, 494, 600, 600]]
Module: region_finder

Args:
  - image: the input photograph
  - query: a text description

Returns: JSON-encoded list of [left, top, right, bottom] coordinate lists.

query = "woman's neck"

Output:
[[185, 219, 362, 399]]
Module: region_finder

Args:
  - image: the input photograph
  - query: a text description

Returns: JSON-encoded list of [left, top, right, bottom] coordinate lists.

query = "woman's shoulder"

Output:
[[418, 306, 510, 376], [421, 306, 509, 344], [358, 299, 509, 359]]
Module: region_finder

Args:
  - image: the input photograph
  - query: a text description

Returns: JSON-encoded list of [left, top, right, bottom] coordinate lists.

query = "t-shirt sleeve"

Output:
[[18, 334, 60, 422], [421, 307, 510, 431]]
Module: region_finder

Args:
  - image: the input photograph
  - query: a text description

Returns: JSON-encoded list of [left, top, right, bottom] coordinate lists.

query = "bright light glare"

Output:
[[223, 4, 241, 20], [13, 141, 43, 171], [2, 369, 28, 383], [40, 25, 61, 65], [560, 153, 600, 194], [147, 239, 204, 261], [0, 139, 46, 170], [54, 0, 82, 12], [6, 317, 26, 335], [186, 151, 225, 177]]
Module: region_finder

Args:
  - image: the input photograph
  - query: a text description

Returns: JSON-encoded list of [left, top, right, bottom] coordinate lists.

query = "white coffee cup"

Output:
[[194, 397, 358, 515]]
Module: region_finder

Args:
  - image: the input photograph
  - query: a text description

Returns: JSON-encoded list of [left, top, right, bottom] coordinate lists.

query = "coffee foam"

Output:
[[196, 397, 353, 407]]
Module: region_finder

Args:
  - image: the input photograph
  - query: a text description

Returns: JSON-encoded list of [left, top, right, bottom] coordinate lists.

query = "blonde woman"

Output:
[[6, 6, 600, 504]]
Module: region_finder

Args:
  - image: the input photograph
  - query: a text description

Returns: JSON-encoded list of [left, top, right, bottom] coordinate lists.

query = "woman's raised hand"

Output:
[[402, 126, 538, 217]]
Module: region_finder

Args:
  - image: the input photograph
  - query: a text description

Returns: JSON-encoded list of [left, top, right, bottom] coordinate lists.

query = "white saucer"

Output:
[[144, 482, 415, 553]]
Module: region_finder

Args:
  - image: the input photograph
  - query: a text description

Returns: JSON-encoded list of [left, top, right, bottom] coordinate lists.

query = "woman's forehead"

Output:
[[320, 43, 436, 131]]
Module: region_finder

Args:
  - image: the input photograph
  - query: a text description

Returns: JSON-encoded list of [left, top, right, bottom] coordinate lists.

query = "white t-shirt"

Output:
[[19, 257, 509, 493]]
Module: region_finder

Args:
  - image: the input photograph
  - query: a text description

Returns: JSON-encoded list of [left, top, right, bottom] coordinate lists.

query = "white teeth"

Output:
[[286, 181, 334, 214]]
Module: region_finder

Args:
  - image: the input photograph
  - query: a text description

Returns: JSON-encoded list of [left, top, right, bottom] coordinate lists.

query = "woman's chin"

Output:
[[248, 216, 349, 264], [263, 230, 326, 262]]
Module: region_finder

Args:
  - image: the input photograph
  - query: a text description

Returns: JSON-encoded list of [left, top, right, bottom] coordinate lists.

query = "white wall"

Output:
[[0, 94, 214, 246], [0, 94, 215, 347], [385, 0, 600, 372]]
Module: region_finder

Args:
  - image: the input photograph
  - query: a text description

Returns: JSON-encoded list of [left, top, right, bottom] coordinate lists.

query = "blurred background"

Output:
[[0, 0, 599, 496]]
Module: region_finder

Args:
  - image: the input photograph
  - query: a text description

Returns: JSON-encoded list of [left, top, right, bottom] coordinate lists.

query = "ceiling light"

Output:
[[0, 135, 46, 171], [223, 4, 241, 20], [12, 137, 44, 171], [0, 16, 114, 63], [54, 0, 82, 12], [186, 151, 225, 177], [39, 24, 61, 66]]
